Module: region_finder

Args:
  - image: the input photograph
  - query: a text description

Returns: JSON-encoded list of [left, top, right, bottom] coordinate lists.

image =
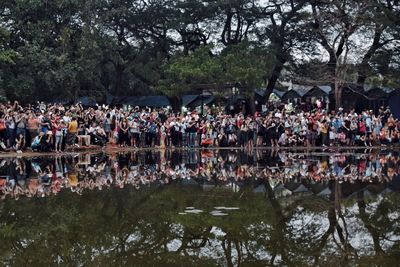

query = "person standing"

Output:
[[319, 120, 329, 147], [159, 122, 166, 148], [27, 112, 40, 147], [0, 114, 7, 146], [188, 118, 197, 148], [5, 112, 16, 148], [40, 114, 52, 135], [130, 118, 140, 148], [118, 119, 129, 147], [67, 117, 78, 147], [53, 119, 64, 153], [15, 113, 27, 141], [147, 120, 158, 147]]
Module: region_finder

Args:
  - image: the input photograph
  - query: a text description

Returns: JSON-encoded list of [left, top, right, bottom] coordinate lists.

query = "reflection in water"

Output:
[[0, 150, 399, 266], [0, 149, 399, 199]]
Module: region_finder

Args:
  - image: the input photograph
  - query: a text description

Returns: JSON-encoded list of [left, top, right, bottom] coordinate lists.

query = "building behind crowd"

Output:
[[9, 83, 399, 117]]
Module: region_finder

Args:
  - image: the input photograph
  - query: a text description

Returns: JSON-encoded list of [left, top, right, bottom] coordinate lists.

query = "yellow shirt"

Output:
[[320, 124, 328, 134], [69, 174, 78, 187], [68, 121, 78, 133]]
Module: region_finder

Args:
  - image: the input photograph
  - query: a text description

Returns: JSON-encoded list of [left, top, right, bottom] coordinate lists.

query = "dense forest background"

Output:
[[0, 0, 399, 103]]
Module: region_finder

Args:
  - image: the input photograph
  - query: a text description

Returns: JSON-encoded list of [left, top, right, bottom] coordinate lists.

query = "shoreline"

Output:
[[0, 145, 398, 158]]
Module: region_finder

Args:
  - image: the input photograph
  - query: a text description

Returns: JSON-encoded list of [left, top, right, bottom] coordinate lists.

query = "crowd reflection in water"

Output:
[[0, 149, 399, 199]]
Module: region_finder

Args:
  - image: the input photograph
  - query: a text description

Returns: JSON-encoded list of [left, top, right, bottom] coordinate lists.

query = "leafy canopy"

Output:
[[159, 42, 274, 96]]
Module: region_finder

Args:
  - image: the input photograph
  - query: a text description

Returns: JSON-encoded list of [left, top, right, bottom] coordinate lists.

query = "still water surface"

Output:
[[0, 149, 399, 266]]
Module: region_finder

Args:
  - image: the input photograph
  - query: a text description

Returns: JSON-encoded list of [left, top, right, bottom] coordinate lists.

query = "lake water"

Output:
[[0, 149, 399, 266]]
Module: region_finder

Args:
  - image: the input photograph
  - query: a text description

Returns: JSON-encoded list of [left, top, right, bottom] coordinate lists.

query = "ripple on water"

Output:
[[210, 210, 228, 216], [179, 207, 239, 216], [184, 209, 203, 214], [214, 207, 240, 210]]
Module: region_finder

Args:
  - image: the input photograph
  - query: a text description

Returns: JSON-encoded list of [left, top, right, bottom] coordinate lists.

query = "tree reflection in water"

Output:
[[0, 149, 399, 266]]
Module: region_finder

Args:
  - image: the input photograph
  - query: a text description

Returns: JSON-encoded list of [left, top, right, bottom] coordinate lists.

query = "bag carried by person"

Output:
[[0, 121, 6, 131]]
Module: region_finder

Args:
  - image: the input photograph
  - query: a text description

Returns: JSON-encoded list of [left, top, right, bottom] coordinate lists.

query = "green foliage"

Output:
[[0, 27, 18, 102], [0, 184, 399, 266], [159, 45, 222, 95], [221, 42, 274, 95], [0, 0, 399, 103], [159, 42, 274, 96]]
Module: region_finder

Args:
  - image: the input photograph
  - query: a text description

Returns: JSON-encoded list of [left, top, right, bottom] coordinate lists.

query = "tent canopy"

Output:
[[254, 88, 267, 97], [304, 85, 331, 98], [105, 93, 115, 106], [366, 87, 392, 99], [281, 85, 312, 100], [182, 94, 215, 108], [317, 85, 332, 94], [182, 95, 198, 107], [188, 95, 215, 107], [281, 90, 302, 100], [272, 89, 285, 98], [389, 90, 400, 119], [254, 88, 285, 98]]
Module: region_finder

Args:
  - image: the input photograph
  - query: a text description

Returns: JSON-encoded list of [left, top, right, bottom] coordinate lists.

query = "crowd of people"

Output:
[[0, 150, 398, 199], [0, 100, 399, 153]]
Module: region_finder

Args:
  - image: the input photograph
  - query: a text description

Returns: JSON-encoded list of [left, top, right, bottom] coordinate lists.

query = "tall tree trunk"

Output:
[[357, 191, 383, 254], [248, 93, 256, 115], [114, 63, 125, 96], [170, 95, 181, 112], [263, 180, 291, 264], [357, 25, 385, 86], [334, 78, 342, 110], [265, 59, 285, 101]]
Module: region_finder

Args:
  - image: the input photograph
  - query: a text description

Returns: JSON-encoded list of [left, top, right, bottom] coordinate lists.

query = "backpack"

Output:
[[149, 124, 157, 134]]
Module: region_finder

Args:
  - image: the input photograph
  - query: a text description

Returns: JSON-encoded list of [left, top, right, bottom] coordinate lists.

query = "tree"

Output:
[[158, 45, 223, 97], [0, 27, 17, 100], [309, 0, 400, 109], [0, 0, 399, 103], [158, 42, 273, 112], [255, 0, 311, 100], [164, 0, 216, 55], [0, 28, 17, 65], [356, 0, 400, 86], [310, 0, 370, 109]]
